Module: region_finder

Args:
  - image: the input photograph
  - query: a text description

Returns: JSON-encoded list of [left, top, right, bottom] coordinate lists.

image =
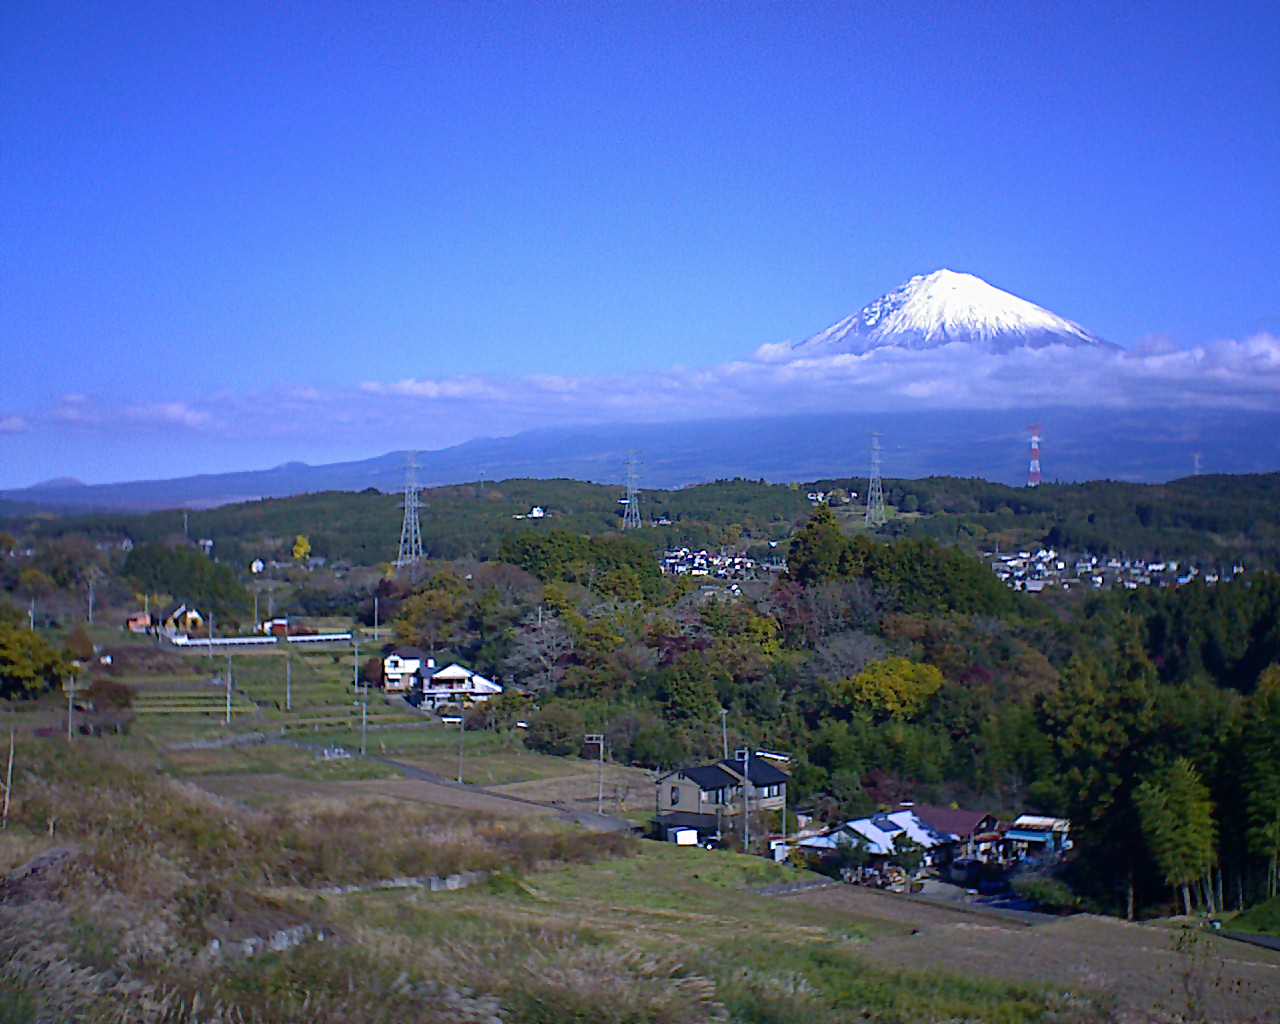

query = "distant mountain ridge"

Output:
[[793, 269, 1115, 355], [5, 407, 1280, 512]]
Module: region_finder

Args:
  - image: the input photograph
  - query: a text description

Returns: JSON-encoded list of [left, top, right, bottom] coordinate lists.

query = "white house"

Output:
[[796, 810, 957, 870], [382, 647, 434, 693], [419, 662, 503, 709]]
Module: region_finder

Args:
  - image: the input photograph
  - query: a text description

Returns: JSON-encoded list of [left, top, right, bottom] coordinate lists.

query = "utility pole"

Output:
[[87, 576, 95, 626], [360, 695, 368, 756], [253, 590, 259, 631], [373, 595, 379, 637], [207, 613, 214, 661], [720, 708, 729, 760], [735, 746, 751, 852], [1, 728, 14, 828], [65, 676, 78, 741], [225, 653, 232, 726], [456, 713, 465, 783], [586, 733, 605, 814], [285, 651, 292, 712], [353, 635, 360, 693]]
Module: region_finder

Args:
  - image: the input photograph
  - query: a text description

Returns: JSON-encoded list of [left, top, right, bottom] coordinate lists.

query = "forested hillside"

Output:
[[6, 472, 1280, 571]]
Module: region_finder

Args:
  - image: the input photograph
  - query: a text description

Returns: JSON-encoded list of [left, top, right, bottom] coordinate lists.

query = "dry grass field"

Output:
[[488, 761, 658, 818], [792, 885, 1280, 1021]]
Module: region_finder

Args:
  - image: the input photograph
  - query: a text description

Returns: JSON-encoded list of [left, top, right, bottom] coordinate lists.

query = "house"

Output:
[[160, 603, 204, 636], [899, 803, 999, 860], [418, 662, 503, 708], [796, 810, 956, 872], [382, 647, 433, 693], [125, 611, 153, 635], [260, 617, 290, 637], [1004, 815, 1071, 859], [655, 753, 789, 842], [250, 558, 265, 574]]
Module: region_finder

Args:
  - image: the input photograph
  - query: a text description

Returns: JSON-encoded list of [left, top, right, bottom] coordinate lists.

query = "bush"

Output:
[[526, 703, 587, 755], [1012, 873, 1078, 911]]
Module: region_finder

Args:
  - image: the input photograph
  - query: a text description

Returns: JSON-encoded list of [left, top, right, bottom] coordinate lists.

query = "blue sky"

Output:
[[3, 1, 1278, 486]]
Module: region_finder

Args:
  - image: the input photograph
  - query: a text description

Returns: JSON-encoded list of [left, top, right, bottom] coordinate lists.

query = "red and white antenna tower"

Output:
[[1026, 423, 1043, 488]]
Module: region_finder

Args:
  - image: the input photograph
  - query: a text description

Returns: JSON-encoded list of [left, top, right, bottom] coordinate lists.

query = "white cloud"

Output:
[[0, 415, 28, 434], [125, 401, 211, 428], [13, 332, 1280, 455]]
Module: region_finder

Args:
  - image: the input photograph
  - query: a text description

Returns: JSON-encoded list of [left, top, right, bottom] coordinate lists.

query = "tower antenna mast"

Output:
[[395, 451, 425, 569], [865, 433, 887, 528], [622, 452, 642, 530], [1027, 424, 1043, 488]]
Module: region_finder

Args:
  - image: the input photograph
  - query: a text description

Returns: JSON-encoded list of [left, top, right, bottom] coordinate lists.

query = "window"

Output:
[[670, 786, 680, 807]]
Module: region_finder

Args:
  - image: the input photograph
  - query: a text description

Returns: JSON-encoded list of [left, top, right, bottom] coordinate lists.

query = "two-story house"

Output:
[[382, 646, 433, 692], [654, 753, 789, 843]]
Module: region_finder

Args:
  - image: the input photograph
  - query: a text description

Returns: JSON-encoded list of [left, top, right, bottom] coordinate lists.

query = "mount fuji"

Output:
[[792, 269, 1117, 355]]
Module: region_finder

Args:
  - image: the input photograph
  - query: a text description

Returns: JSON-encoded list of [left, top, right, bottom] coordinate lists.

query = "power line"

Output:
[[865, 433, 887, 528]]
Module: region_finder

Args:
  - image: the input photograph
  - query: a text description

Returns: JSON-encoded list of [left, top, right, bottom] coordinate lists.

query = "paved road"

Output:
[[1221, 930, 1280, 953]]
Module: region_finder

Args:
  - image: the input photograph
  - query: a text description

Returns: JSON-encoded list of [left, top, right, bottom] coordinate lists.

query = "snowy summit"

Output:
[[793, 269, 1114, 355]]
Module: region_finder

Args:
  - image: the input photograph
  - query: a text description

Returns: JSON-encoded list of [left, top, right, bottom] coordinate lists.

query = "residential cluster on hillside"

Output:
[[985, 547, 1246, 594], [659, 547, 758, 580], [652, 754, 1070, 892]]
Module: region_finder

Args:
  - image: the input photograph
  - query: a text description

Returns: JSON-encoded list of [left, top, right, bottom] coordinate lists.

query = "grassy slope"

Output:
[[1232, 895, 1280, 937]]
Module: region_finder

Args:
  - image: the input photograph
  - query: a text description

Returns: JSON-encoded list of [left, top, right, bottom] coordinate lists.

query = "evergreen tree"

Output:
[[1037, 628, 1160, 918], [1244, 665, 1280, 898], [1135, 758, 1218, 915]]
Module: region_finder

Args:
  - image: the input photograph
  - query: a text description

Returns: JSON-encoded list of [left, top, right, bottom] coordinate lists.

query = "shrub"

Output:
[[1012, 873, 1078, 911]]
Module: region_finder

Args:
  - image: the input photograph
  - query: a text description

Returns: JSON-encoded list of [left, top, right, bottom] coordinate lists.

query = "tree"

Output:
[[1135, 758, 1218, 915], [505, 611, 573, 693], [292, 535, 312, 563], [787, 507, 849, 585], [526, 703, 587, 756], [65, 624, 94, 662], [835, 657, 944, 721], [0, 623, 66, 699], [1037, 638, 1160, 919], [395, 573, 468, 653], [1244, 665, 1280, 898], [891, 834, 925, 876], [659, 652, 725, 723], [18, 569, 54, 628]]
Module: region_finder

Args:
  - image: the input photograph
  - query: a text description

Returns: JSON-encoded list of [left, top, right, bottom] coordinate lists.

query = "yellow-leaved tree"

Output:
[[292, 535, 311, 563], [835, 656, 944, 721]]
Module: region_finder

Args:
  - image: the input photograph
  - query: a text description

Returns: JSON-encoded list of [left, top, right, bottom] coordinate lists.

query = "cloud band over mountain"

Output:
[[7, 331, 1279, 454]]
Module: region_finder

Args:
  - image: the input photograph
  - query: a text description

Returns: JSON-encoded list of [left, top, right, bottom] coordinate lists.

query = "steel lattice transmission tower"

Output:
[[865, 433, 887, 528], [621, 452, 642, 530], [395, 452, 425, 568], [1026, 423, 1043, 488]]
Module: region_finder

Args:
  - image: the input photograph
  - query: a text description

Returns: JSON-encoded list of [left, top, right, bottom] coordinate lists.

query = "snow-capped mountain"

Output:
[[793, 269, 1115, 354]]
